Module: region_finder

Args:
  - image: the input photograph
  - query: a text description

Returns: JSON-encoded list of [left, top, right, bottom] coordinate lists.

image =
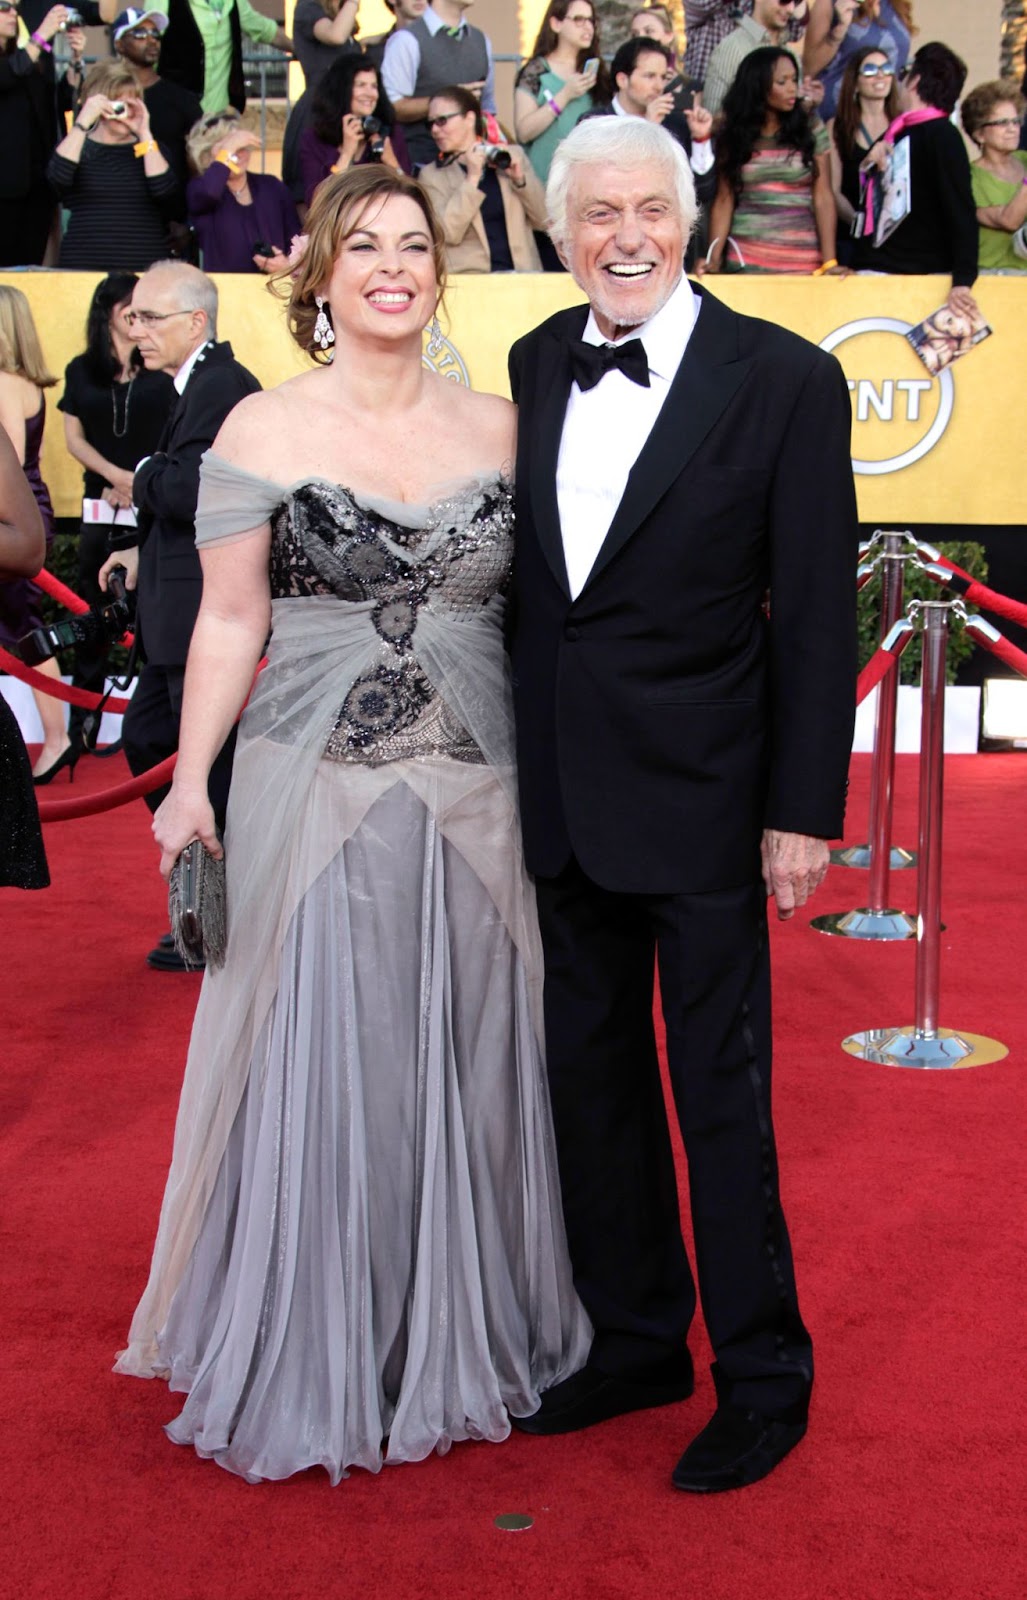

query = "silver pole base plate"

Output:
[[842, 1026, 1009, 1069], [829, 844, 916, 869], [810, 908, 917, 940]]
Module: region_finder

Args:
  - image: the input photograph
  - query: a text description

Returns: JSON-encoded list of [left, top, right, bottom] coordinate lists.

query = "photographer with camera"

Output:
[[0, 2, 87, 266], [298, 55, 409, 208], [418, 87, 547, 274], [186, 110, 301, 272], [47, 60, 181, 269], [97, 261, 260, 971]]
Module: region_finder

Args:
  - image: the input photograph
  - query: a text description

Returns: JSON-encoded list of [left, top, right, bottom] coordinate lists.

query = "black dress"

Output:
[[0, 696, 49, 889]]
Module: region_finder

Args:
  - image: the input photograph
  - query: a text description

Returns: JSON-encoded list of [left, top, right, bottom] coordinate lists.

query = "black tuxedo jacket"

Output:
[[133, 342, 261, 667], [508, 285, 858, 895]]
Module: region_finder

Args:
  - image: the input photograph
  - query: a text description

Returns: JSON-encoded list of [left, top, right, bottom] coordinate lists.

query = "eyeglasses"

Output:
[[858, 62, 894, 77], [120, 26, 161, 40], [428, 110, 463, 128], [123, 309, 195, 328], [980, 117, 1021, 130], [0, 4, 20, 15], [778, 1, 802, 8], [564, 11, 595, 22]]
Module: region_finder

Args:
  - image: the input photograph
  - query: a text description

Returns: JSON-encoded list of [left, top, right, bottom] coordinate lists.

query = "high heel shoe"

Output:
[[33, 741, 81, 787]]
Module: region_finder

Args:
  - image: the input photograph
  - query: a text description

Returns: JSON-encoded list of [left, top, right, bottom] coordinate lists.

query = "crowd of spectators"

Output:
[[1, 0, 1025, 289]]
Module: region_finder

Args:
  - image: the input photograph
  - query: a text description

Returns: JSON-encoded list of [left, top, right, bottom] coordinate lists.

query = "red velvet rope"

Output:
[[35, 754, 177, 822], [0, 644, 133, 713], [855, 647, 897, 706], [970, 627, 1027, 680], [923, 560, 1027, 632]]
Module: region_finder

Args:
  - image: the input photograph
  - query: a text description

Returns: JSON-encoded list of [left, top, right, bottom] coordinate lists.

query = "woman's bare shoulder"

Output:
[[212, 372, 322, 467], [431, 378, 516, 457]]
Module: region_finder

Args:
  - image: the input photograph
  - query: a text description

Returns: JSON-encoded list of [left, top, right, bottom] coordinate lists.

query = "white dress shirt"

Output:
[[173, 339, 213, 396], [556, 274, 699, 600], [611, 94, 715, 178], [381, 6, 497, 114]]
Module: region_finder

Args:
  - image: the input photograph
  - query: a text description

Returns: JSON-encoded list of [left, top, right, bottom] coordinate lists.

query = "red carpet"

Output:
[[3, 753, 1025, 1600]]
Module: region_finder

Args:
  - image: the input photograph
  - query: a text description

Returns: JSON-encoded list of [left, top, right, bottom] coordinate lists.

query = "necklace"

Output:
[[112, 373, 135, 440]]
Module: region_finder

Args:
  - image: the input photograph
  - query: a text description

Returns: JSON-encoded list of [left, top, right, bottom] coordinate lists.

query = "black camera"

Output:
[[360, 115, 386, 160], [18, 566, 134, 667], [482, 143, 512, 172]]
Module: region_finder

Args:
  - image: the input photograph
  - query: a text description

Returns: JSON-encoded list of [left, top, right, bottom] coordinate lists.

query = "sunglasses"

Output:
[[858, 62, 894, 78], [428, 110, 464, 128], [120, 25, 161, 39], [980, 117, 1021, 130], [0, 3, 20, 14]]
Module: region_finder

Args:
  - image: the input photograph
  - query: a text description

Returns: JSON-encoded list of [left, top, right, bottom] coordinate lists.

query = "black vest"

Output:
[[158, 0, 246, 113], [405, 16, 489, 169]]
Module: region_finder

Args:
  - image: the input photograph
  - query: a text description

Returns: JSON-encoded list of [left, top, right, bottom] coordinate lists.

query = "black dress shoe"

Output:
[[146, 932, 204, 973], [513, 1357, 694, 1436], [672, 1404, 807, 1493]]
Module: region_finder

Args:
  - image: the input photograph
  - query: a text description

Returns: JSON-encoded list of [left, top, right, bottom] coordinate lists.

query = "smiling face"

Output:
[[766, 55, 799, 117], [428, 96, 477, 156], [856, 51, 894, 103], [322, 193, 438, 345], [350, 68, 380, 119], [558, 159, 685, 340], [977, 99, 1023, 157]]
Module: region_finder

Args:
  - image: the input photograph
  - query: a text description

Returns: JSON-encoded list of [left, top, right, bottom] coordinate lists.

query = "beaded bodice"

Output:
[[268, 476, 513, 766]]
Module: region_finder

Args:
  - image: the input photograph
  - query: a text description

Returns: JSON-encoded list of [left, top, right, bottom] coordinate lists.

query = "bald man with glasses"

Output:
[[98, 262, 260, 969]]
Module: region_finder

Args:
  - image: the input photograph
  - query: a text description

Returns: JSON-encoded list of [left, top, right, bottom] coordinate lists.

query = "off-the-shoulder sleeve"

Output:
[[195, 451, 286, 547]]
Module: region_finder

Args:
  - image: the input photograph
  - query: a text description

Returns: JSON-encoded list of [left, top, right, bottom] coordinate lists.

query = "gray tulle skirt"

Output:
[[149, 776, 590, 1483]]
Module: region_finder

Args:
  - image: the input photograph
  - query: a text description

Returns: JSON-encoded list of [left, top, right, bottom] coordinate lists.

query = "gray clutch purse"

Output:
[[168, 836, 227, 970]]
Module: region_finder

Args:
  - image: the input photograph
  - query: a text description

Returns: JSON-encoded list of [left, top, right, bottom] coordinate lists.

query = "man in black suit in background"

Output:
[[508, 116, 857, 1491], [99, 262, 260, 969]]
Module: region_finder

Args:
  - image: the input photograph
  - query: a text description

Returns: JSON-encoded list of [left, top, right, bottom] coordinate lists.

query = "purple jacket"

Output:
[[187, 164, 302, 272]]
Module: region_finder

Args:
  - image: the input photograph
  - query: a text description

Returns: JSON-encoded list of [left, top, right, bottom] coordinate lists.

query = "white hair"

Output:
[[546, 116, 698, 250], [144, 260, 219, 339]]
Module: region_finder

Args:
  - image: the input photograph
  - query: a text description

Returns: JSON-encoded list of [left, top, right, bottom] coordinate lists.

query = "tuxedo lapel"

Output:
[[527, 314, 586, 597], [584, 288, 754, 592]]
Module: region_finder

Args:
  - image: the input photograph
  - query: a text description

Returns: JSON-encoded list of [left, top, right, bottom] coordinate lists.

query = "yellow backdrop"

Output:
[[2, 270, 1022, 526]]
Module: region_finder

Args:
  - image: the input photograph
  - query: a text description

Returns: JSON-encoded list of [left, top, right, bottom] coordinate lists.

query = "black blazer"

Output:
[[508, 285, 858, 896], [132, 342, 261, 667]]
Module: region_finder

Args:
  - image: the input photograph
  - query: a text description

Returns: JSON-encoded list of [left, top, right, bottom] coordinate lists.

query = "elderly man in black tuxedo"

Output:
[[508, 116, 857, 1492], [100, 261, 260, 969]]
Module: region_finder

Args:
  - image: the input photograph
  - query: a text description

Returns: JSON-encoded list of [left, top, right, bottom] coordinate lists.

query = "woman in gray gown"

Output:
[[114, 165, 590, 1483]]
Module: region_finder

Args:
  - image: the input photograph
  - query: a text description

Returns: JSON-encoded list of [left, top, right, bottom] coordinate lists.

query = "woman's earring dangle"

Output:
[[426, 315, 444, 360], [314, 296, 335, 355]]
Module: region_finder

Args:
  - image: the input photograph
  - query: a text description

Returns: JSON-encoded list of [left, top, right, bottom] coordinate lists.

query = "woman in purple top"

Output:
[[186, 112, 302, 274], [298, 54, 410, 209]]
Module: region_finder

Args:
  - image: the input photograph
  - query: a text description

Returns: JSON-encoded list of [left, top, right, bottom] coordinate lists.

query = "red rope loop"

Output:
[[35, 754, 177, 822], [856, 647, 897, 707], [0, 644, 133, 713]]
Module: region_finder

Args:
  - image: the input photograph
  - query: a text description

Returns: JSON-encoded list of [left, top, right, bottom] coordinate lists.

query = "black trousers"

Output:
[[534, 857, 813, 1420], [122, 662, 236, 828]]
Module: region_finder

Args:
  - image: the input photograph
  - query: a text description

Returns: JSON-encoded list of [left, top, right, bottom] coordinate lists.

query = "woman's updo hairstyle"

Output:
[[281, 166, 447, 364]]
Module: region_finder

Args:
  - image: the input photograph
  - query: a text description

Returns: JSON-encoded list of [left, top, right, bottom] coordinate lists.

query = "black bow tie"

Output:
[[569, 338, 651, 393]]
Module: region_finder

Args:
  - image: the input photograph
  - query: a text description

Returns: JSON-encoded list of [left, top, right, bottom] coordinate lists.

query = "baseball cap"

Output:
[[112, 8, 169, 40]]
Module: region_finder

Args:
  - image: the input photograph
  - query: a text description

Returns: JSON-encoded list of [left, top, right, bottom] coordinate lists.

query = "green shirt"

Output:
[[519, 63, 595, 188], [146, 0, 278, 115], [971, 151, 1027, 273]]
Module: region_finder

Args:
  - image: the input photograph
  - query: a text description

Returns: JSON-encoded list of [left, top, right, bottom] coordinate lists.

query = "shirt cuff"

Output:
[[689, 139, 714, 177]]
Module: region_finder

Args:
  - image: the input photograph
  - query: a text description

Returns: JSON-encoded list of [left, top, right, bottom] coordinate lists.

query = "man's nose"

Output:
[[614, 208, 644, 252]]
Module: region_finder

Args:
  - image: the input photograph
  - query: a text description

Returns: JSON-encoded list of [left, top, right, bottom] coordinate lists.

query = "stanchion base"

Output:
[[811, 908, 917, 940], [841, 1025, 1009, 1070], [829, 844, 916, 870]]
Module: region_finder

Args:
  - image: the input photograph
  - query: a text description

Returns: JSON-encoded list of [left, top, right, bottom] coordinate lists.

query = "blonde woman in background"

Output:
[[186, 110, 301, 273], [0, 287, 70, 784]]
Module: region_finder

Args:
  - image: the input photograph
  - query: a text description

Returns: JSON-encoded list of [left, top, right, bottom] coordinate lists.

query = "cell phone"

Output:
[[583, 58, 599, 77], [669, 78, 697, 113], [252, 240, 274, 258]]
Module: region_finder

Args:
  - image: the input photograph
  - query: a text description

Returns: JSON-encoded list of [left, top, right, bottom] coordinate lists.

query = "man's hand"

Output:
[[684, 105, 713, 142], [760, 830, 830, 920], [98, 546, 138, 591], [646, 91, 675, 125], [801, 76, 825, 109]]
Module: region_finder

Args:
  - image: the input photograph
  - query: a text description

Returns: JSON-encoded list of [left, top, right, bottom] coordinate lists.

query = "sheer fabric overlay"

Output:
[[114, 454, 590, 1482]]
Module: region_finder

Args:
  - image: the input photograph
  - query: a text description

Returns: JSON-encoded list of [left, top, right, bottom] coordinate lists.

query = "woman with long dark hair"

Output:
[[827, 44, 899, 259], [701, 47, 840, 275], [58, 274, 174, 752], [298, 53, 410, 208], [513, 0, 611, 187]]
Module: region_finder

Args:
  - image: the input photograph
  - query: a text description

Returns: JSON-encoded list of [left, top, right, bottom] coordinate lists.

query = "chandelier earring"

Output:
[[313, 295, 335, 355], [426, 313, 444, 360]]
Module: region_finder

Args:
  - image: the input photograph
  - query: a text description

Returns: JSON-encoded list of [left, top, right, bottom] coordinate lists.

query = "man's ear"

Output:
[[553, 238, 571, 272]]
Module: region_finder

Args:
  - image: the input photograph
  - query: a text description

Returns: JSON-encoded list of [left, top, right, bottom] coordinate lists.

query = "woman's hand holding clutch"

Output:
[[153, 782, 221, 883]]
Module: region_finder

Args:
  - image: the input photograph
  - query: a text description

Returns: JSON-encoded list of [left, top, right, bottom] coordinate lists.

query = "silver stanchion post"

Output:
[[842, 601, 1008, 1069], [832, 531, 916, 873]]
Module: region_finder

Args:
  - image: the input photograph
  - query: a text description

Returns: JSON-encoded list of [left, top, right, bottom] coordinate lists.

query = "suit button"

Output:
[[564, 624, 581, 642]]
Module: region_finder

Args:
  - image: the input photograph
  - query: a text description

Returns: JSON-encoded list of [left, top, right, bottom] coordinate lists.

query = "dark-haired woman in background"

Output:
[[299, 53, 410, 208], [58, 274, 174, 754], [827, 44, 899, 262], [281, 0, 362, 206], [514, 0, 610, 189], [804, 0, 914, 122], [700, 47, 840, 275]]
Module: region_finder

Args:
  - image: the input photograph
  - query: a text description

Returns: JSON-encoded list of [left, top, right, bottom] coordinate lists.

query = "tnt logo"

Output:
[[819, 316, 954, 477]]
